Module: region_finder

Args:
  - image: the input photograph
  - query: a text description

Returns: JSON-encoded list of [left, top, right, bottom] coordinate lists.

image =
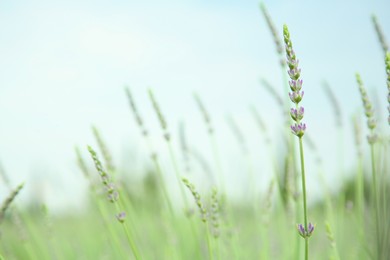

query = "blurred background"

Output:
[[0, 0, 389, 213]]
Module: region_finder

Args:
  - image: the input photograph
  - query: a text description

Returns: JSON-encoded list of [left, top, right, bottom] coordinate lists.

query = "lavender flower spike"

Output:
[[284, 24, 306, 138], [285, 24, 311, 260]]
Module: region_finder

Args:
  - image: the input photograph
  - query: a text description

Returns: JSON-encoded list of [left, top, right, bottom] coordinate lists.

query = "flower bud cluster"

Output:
[[182, 178, 207, 222], [88, 146, 127, 224], [210, 187, 220, 238], [88, 146, 120, 203], [283, 25, 306, 138], [297, 223, 315, 238], [355, 74, 377, 144]]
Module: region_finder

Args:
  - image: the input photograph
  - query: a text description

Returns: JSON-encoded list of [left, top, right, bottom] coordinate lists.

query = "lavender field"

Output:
[[0, 1, 389, 259]]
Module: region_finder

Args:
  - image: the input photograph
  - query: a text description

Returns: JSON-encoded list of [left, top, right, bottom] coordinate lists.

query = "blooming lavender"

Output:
[[88, 146, 141, 259], [283, 26, 306, 138], [283, 24, 311, 260]]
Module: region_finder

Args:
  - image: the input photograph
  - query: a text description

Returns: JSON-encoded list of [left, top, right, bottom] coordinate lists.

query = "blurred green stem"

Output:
[[370, 143, 380, 258], [299, 137, 309, 260]]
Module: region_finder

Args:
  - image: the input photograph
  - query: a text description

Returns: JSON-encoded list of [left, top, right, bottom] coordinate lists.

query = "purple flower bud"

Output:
[[289, 79, 303, 91], [291, 123, 306, 137], [289, 91, 304, 104], [307, 223, 315, 237], [288, 68, 301, 80], [297, 224, 305, 238], [107, 191, 119, 202], [287, 58, 299, 70], [116, 211, 126, 223], [290, 107, 304, 121], [297, 223, 315, 238]]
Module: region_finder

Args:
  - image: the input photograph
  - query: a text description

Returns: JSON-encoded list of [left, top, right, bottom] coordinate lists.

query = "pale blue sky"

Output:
[[0, 1, 389, 211]]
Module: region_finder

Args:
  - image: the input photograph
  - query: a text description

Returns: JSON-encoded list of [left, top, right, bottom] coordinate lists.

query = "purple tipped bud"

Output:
[[116, 211, 126, 223], [291, 123, 306, 137], [307, 223, 315, 237], [297, 223, 315, 238], [290, 107, 304, 122], [289, 91, 304, 104], [288, 68, 301, 80], [297, 224, 306, 238], [287, 58, 299, 70], [107, 191, 119, 202], [289, 79, 303, 91]]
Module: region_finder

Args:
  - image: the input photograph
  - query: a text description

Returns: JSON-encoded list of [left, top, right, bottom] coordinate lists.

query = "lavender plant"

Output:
[[182, 178, 214, 260], [194, 93, 225, 194], [371, 15, 388, 54], [92, 126, 115, 173], [0, 183, 24, 225], [283, 24, 313, 260], [148, 89, 189, 210], [88, 146, 141, 260], [125, 87, 174, 216], [356, 73, 381, 258]]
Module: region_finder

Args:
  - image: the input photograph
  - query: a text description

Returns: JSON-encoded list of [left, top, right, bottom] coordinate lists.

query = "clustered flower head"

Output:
[[260, 3, 285, 67], [210, 187, 220, 238], [182, 178, 207, 222], [297, 223, 315, 238], [283, 25, 306, 138], [355, 74, 377, 143], [88, 146, 119, 203], [88, 146, 126, 223], [386, 52, 390, 125]]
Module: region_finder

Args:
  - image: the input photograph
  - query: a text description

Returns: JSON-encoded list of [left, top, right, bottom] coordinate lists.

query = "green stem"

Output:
[[151, 155, 175, 216], [356, 151, 365, 244], [114, 202, 142, 260], [145, 138, 175, 217], [167, 141, 189, 209], [210, 134, 225, 195], [369, 143, 380, 258], [205, 223, 214, 260], [214, 236, 221, 260], [298, 137, 309, 260]]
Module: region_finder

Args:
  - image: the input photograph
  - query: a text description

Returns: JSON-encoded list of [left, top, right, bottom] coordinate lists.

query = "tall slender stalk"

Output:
[[355, 73, 380, 258], [88, 146, 141, 259], [125, 87, 175, 216], [283, 25, 313, 260], [370, 144, 380, 258], [298, 137, 309, 260]]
